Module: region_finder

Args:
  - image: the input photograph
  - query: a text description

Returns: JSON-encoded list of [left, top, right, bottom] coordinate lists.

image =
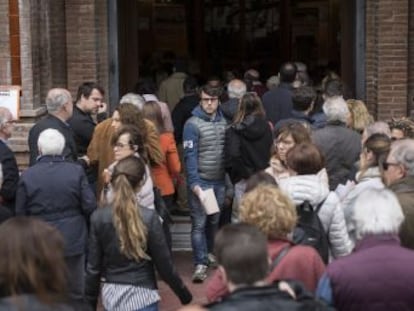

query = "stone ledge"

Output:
[[19, 106, 47, 118]]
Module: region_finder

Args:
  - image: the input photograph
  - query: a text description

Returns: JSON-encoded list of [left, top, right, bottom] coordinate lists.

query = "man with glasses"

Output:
[[0, 107, 18, 222], [183, 84, 227, 283], [383, 139, 414, 249]]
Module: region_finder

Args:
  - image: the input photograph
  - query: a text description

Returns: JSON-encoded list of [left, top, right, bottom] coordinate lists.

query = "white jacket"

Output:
[[341, 167, 385, 244], [279, 171, 353, 259]]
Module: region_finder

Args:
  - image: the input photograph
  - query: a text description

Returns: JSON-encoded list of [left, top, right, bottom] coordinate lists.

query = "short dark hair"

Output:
[[75, 82, 104, 103], [199, 84, 223, 98], [214, 223, 268, 286], [286, 142, 324, 175], [245, 171, 278, 193], [134, 78, 157, 95], [292, 86, 316, 111], [279, 62, 297, 83], [183, 76, 199, 94], [324, 79, 343, 98]]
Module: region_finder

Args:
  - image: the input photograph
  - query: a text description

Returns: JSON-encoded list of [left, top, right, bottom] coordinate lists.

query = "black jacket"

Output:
[[221, 98, 239, 122], [28, 114, 79, 166], [206, 282, 334, 311], [67, 105, 96, 156], [85, 205, 192, 308], [225, 115, 273, 184], [15, 156, 96, 256], [0, 140, 19, 220], [262, 83, 294, 125], [172, 94, 199, 144]]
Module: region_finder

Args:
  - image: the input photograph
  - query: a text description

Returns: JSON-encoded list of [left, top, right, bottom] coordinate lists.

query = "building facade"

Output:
[[0, 0, 413, 167]]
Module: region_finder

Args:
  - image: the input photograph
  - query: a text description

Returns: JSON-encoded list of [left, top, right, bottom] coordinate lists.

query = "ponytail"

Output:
[[111, 173, 149, 261]]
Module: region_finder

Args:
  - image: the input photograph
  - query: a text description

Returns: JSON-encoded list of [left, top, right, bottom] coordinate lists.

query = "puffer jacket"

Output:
[[341, 167, 385, 244], [85, 205, 192, 309], [279, 170, 353, 258], [183, 105, 227, 189]]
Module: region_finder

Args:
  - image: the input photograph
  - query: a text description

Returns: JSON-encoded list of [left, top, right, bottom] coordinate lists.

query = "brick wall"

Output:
[[365, 0, 409, 120], [0, 0, 11, 84], [65, 1, 109, 97], [408, 1, 414, 117]]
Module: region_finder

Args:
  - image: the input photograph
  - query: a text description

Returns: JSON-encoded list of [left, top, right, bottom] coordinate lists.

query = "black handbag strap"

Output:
[[270, 244, 291, 271]]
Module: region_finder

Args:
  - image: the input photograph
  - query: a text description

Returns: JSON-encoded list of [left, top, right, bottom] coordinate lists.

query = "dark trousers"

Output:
[[65, 254, 86, 308]]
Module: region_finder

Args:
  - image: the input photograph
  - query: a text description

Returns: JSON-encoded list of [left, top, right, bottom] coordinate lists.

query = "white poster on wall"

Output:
[[0, 86, 21, 120]]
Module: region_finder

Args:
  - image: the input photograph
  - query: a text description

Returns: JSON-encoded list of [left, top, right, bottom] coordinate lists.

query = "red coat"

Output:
[[206, 239, 326, 302], [151, 132, 181, 196]]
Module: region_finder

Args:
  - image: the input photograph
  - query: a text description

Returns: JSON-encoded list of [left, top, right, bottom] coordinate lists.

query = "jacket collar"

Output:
[[192, 105, 224, 122], [354, 234, 400, 252], [389, 176, 414, 193], [37, 155, 66, 163]]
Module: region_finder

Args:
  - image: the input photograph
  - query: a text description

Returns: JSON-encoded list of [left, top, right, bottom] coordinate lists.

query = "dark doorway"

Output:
[[114, 0, 360, 99]]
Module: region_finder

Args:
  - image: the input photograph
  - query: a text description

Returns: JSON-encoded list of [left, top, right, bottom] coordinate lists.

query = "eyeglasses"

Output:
[[382, 161, 400, 171], [200, 97, 219, 103], [114, 142, 131, 149]]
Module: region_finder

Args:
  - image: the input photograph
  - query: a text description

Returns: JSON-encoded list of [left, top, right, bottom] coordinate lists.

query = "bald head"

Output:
[[227, 79, 247, 99]]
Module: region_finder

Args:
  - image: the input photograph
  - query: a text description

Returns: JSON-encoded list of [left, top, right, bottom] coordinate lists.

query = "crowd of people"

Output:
[[1, 60, 414, 311]]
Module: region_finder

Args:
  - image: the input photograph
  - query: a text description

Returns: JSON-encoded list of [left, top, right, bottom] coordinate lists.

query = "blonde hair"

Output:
[[347, 99, 374, 132], [240, 184, 297, 239], [111, 156, 149, 261]]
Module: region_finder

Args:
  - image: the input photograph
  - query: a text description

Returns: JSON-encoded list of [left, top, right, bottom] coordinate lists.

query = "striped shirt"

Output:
[[102, 283, 160, 311]]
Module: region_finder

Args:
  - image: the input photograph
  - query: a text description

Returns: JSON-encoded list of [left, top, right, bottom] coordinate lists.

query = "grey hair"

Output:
[[37, 129, 65, 156], [266, 75, 280, 90], [46, 88, 72, 114], [322, 96, 350, 123], [364, 121, 391, 138], [390, 139, 414, 176], [353, 188, 404, 240], [227, 79, 247, 99], [120, 93, 145, 111]]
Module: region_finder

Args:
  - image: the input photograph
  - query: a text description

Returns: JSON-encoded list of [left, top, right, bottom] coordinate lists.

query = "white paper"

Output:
[[199, 188, 219, 215]]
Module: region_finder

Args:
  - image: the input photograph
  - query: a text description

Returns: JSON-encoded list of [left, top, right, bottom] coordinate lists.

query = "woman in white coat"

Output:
[[279, 142, 353, 259], [341, 133, 391, 243]]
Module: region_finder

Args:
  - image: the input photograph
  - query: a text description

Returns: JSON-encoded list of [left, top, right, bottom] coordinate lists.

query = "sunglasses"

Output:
[[382, 161, 400, 171]]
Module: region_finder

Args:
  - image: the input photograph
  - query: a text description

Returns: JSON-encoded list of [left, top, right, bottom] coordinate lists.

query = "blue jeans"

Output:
[[188, 182, 225, 265]]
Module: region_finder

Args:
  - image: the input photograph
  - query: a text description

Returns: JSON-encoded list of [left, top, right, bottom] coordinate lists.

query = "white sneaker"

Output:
[[192, 264, 208, 283]]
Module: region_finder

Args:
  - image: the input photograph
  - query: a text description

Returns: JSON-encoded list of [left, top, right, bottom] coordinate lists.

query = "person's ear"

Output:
[[218, 265, 228, 284]]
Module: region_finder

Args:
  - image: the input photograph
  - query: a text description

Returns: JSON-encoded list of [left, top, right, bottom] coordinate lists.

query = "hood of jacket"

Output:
[[279, 169, 330, 205], [233, 115, 270, 140], [191, 105, 224, 122]]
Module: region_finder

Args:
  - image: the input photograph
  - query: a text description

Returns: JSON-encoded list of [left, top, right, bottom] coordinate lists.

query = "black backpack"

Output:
[[293, 199, 329, 263]]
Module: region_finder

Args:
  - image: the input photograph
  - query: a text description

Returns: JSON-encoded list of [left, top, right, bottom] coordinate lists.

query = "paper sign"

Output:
[[200, 188, 220, 215], [0, 86, 21, 120]]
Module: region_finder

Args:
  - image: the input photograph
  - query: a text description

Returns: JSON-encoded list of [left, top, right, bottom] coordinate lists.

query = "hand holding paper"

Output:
[[196, 187, 219, 215]]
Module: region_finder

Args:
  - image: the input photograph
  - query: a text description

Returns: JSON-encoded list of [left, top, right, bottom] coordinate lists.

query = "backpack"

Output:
[[293, 200, 329, 263]]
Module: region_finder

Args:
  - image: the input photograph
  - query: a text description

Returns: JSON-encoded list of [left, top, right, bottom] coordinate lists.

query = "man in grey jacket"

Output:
[[312, 96, 361, 190]]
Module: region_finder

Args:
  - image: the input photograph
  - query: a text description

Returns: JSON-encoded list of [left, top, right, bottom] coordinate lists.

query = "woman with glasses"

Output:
[[224, 92, 273, 220], [341, 133, 391, 244], [265, 121, 312, 183], [102, 124, 155, 210], [86, 156, 192, 311]]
